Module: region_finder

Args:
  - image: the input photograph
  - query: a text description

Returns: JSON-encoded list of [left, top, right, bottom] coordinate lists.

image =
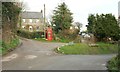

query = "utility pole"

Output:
[[44, 4, 46, 38]]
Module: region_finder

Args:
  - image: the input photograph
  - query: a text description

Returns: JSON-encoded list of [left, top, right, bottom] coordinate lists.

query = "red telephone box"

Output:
[[46, 27, 52, 41]]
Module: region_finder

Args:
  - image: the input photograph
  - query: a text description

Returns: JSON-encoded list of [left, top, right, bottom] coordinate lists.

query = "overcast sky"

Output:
[[22, 0, 119, 31]]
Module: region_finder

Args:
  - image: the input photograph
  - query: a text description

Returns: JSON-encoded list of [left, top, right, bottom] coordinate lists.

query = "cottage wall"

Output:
[[21, 11, 44, 32], [22, 19, 44, 32]]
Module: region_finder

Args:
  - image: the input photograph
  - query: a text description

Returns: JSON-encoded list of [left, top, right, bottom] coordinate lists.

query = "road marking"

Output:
[[2, 54, 18, 62], [25, 55, 37, 59], [102, 64, 106, 66]]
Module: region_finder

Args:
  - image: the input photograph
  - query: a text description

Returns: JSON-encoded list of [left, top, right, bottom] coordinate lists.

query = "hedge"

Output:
[[17, 29, 44, 39]]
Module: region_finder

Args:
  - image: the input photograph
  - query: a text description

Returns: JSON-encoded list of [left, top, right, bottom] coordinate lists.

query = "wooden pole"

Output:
[[44, 4, 46, 38]]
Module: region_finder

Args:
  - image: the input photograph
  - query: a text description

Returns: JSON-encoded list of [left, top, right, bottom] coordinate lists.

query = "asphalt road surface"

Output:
[[2, 38, 116, 70]]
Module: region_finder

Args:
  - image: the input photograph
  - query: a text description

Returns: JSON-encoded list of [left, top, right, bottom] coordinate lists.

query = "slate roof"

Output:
[[22, 11, 43, 19]]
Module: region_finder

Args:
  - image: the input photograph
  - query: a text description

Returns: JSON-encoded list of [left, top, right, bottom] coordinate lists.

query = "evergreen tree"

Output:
[[87, 14, 120, 41], [52, 2, 73, 33]]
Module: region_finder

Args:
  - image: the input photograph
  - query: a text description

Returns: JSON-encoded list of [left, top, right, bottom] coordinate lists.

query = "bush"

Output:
[[17, 29, 44, 39], [107, 57, 119, 72], [107, 40, 120, 72], [58, 29, 79, 41]]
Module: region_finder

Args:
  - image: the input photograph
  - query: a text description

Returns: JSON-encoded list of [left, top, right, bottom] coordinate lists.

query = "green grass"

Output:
[[1, 38, 20, 55], [34, 38, 70, 43], [57, 42, 118, 54], [0, 40, 2, 54]]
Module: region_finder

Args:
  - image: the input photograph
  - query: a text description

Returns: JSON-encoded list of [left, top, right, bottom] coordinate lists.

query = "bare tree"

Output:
[[21, 1, 30, 11], [74, 22, 83, 30]]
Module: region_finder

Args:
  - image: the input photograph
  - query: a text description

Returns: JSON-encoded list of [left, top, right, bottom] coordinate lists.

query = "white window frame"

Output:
[[29, 19, 32, 23], [22, 26, 25, 29], [70, 26, 73, 29], [23, 19, 25, 22], [36, 19, 39, 23]]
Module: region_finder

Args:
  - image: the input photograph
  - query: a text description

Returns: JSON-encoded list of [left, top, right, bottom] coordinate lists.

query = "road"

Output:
[[2, 38, 116, 70]]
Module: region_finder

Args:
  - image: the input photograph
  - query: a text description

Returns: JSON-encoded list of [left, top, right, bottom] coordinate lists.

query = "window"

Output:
[[70, 26, 73, 29], [23, 19, 25, 22], [32, 19, 36, 23], [36, 19, 39, 23], [22, 26, 25, 29], [29, 26, 33, 32], [29, 19, 32, 23]]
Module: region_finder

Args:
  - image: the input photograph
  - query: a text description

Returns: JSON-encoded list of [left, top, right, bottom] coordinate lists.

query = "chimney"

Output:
[[41, 10, 43, 13]]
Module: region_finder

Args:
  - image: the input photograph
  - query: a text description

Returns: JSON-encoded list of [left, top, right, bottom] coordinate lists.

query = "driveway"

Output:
[[2, 38, 116, 70]]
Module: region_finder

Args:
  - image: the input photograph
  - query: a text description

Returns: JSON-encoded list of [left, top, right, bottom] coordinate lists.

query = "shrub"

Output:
[[17, 29, 44, 39], [58, 29, 79, 41], [107, 56, 119, 72]]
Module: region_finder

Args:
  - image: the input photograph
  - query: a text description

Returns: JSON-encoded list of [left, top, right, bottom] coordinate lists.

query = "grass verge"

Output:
[[34, 38, 70, 43], [56, 42, 118, 54], [1, 38, 20, 55], [0, 40, 2, 54]]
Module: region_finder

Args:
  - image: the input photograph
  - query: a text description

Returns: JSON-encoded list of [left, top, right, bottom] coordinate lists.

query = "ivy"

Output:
[[2, 2, 22, 33]]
